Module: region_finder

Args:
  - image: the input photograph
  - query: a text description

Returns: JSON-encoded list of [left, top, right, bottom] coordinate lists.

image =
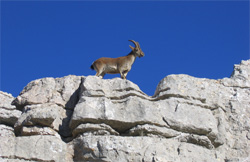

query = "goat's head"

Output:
[[129, 40, 144, 58]]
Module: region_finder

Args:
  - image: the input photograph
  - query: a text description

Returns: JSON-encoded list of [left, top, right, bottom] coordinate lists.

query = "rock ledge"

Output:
[[1, 60, 250, 162]]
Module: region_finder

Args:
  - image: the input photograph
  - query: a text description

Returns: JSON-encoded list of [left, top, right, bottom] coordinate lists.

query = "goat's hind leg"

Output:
[[100, 73, 105, 79]]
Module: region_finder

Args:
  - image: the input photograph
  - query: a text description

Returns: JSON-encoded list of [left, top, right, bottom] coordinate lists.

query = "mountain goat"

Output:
[[90, 40, 144, 79]]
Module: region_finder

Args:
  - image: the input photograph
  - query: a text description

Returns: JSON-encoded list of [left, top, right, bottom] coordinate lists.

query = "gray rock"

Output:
[[12, 75, 82, 110], [14, 103, 72, 137], [20, 126, 61, 138], [70, 95, 166, 132], [0, 159, 38, 162], [177, 133, 214, 149], [154, 74, 233, 110], [0, 91, 21, 126], [73, 135, 177, 162], [223, 59, 250, 88], [0, 108, 22, 127], [15, 104, 63, 130], [70, 76, 219, 148], [73, 135, 218, 162], [0, 124, 15, 137], [163, 102, 217, 135], [80, 76, 149, 100], [178, 142, 218, 162], [128, 124, 180, 138], [0, 91, 16, 109], [0, 135, 73, 162], [69, 76, 162, 132], [72, 123, 119, 138], [1, 60, 249, 162]]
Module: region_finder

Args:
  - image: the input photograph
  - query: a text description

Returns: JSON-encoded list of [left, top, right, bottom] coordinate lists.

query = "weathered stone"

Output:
[[210, 108, 226, 147], [154, 74, 233, 110], [0, 108, 22, 127], [128, 124, 180, 138], [72, 123, 119, 138], [14, 103, 71, 137], [163, 102, 217, 135], [73, 135, 219, 162], [70, 95, 166, 132], [12, 75, 82, 110], [0, 91, 21, 126], [73, 135, 176, 162], [177, 133, 214, 149], [0, 91, 16, 109], [0, 158, 37, 162], [80, 76, 149, 100], [1, 60, 249, 162], [247, 131, 250, 140], [20, 126, 61, 138], [15, 104, 62, 129], [70, 81, 219, 146], [221, 60, 250, 88], [0, 124, 15, 137], [0, 135, 73, 162], [178, 143, 218, 162]]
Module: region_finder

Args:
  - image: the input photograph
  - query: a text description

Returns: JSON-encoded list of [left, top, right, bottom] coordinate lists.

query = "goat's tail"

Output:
[[90, 64, 95, 70]]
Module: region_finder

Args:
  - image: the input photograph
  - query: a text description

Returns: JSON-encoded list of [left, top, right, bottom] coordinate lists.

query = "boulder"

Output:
[[11, 75, 82, 110], [153, 74, 233, 110], [14, 103, 72, 137], [0, 92, 21, 126], [221, 59, 250, 88], [0, 135, 73, 162]]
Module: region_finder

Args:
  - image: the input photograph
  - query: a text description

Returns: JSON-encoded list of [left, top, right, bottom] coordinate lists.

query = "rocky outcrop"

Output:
[[0, 92, 21, 127], [1, 60, 250, 162]]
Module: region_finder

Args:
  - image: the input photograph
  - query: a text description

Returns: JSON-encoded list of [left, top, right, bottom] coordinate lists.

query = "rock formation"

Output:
[[0, 60, 249, 162]]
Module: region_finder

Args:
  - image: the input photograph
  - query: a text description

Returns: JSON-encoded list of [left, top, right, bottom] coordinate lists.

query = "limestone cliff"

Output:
[[0, 60, 250, 162]]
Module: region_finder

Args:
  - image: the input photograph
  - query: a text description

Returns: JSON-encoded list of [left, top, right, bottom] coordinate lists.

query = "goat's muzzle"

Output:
[[139, 53, 145, 58]]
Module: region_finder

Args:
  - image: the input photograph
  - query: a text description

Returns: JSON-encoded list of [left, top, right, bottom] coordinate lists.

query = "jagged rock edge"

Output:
[[69, 76, 222, 148], [9, 75, 224, 149]]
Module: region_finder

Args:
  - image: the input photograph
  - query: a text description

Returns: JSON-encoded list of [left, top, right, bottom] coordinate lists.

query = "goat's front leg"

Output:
[[96, 71, 105, 79], [119, 70, 125, 79], [123, 72, 128, 80], [120, 70, 128, 79], [119, 72, 124, 79]]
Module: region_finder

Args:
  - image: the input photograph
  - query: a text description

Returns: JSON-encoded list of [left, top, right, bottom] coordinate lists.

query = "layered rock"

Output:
[[0, 92, 21, 127], [12, 75, 82, 139], [0, 60, 249, 162], [12, 75, 82, 110], [0, 135, 73, 162]]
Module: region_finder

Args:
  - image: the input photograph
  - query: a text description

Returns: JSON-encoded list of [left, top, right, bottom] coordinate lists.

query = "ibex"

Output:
[[90, 40, 144, 79]]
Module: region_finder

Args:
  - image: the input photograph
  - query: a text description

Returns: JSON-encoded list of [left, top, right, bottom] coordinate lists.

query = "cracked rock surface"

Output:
[[1, 60, 250, 162]]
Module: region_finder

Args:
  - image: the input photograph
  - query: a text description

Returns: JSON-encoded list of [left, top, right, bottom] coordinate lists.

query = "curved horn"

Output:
[[136, 41, 141, 48], [128, 40, 139, 48]]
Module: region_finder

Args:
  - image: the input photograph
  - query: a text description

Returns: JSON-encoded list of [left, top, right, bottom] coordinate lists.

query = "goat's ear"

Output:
[[129, 45, 134, 51]]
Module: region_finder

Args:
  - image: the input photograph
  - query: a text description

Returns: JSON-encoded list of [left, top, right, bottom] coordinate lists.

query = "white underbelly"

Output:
[[104, 65, 118, 74]]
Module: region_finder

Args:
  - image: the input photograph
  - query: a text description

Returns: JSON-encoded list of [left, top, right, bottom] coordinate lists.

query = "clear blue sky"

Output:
[[1, 1, 249, 97]]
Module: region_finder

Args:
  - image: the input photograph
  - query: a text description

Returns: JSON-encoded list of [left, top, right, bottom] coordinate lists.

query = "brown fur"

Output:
[[90, 40, 144, 79]]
